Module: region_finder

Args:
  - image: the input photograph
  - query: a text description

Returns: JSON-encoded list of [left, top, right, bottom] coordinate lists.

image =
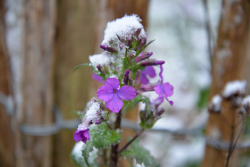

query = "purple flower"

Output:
[[92, 73, 104, 83], [154, 83, 174, 105], [141, 66, 156, 84], [154, 65, 174, 106], [73, 128, 90, 143], [97, 78, 136, 113]]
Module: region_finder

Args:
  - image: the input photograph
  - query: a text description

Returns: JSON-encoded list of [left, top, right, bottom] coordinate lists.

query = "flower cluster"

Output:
[[74, 14, 174, 144]]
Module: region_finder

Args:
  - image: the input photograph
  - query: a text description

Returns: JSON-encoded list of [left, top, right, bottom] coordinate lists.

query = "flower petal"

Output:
[[97, 85, 113, 102], [92, 73, 104, 83], [162, 83, 174, 97], [166, 98, 174, 106], [83, 130, 90, 141], [73, 130, 83, 142], [140, 72, 149, 84], [105, 78, 120, 90], [117, 85, 136, 100], [159, 65, 164, 84], [154, 84, 164, 97], [145, 66, 156, 78], [105, 93, 123, 113]]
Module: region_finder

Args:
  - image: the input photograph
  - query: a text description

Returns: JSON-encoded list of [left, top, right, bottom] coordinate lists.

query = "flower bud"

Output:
[[127, 38, 132, 47], [157, 108, 165, 116], [140, 84, 155, 91], [129, 53, 134, 62], [100, 45, 107, 50], [135, 70, 141, 86], [134, 52, 153, 62], [123, 70, 130, 85], [119, 43, 124, 49], [106, 47, 117, 53], [141, 60, 165, 66], [135, 28, 141, 37], [97, 64, 105, 74], [137, 37, 147, 50], [128, 78, 133, 86], [100, 45, 117, 53]]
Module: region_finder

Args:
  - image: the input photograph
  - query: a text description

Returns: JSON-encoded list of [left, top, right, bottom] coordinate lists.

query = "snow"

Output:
[[88, 147, 98, 164], [5, 0, 24, 119], [84, 100, 102, 123], [89, 53, 110, 66], [222, 80, 247, 98], [101, 14, 147, 46], [243, 96, 250, 107], [71, 142, 84, 159], [209, 94, 222, 112]]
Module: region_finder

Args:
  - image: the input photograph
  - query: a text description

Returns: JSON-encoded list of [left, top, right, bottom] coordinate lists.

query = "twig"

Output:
[[118, 129, 145, 154], [231, 118, 248, 151], [202, 0, 214, 67], [225, 107, 236, 167]]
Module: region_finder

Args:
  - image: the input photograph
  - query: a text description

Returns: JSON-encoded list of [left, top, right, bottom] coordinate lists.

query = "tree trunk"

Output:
[[202, 0, 250, 166], [2, 0, 56, 166], [0, 1, 15, 166], [53, 1, 98, 166]]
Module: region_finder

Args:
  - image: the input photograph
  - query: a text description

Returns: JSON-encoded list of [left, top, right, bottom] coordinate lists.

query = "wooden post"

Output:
[[1, 0, 56, 166], [53, 1, 98, 166]]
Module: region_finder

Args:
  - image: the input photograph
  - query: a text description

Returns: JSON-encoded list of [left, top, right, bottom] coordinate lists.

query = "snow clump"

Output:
[[222, 80, 247, 98]]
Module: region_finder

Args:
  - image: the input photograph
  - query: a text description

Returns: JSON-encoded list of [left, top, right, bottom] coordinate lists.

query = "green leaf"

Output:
[[121, 139, 160, 167], [73, 63, 92, 72], [82, 122, 122, 166], [196, 87, 209, 110]]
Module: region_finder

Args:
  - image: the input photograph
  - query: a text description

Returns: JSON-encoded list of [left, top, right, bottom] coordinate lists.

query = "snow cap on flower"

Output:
[[83, 98, 105, 125], [243, 96, 250, 108], [222, 80, 247, 98], [209, 94, 222, 113], [101, 14, 147, 46], [89, 53, 110, 67], [97, 78, 136, 113]]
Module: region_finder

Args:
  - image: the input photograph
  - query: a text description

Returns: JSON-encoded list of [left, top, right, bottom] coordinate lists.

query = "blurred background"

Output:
[[1, 0, 250, 167]]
